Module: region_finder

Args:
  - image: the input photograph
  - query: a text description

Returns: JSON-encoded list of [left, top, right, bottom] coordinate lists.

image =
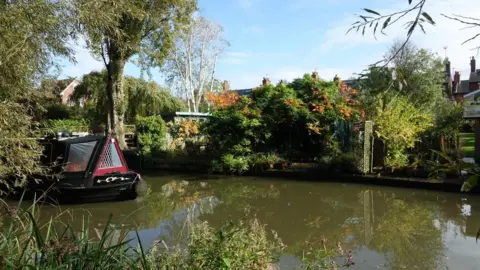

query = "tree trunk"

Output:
[[106, 55, 127, 149]]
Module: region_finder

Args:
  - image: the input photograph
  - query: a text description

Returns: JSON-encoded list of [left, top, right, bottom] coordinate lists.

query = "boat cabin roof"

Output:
[[40, 136, 129, 178]]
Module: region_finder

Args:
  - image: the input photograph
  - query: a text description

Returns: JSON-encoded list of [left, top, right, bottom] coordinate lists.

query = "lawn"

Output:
[[460, 133, 475, 158]]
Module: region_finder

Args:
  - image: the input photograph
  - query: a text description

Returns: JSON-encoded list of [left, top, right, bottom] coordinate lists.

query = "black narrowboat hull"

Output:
[[48, 180, 145, 204], [17, 173, 147, 204]]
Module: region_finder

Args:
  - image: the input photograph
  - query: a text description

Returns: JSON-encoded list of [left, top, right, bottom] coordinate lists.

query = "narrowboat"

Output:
[[26, 135, 146, 203]]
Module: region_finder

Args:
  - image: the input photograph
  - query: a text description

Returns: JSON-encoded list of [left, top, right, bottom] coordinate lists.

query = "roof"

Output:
[[453, 80, 470, 94], [469, 70, 480, 83], [232, 88, 253, 96], [41, 135, 107, 145], [161, 112, 211, 118], [59, 78, 81, 96], [463, 89, 480, 98]]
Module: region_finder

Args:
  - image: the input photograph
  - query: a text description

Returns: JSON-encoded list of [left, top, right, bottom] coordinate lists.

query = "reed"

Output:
[[0, 196, 285, 269]]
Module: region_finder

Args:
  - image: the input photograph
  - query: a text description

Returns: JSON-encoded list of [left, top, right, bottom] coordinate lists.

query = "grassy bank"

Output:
[[460, 133, 475, 158]]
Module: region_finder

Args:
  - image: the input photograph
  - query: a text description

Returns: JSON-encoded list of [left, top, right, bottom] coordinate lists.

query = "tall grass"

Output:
[[0, 198, 285, 269]]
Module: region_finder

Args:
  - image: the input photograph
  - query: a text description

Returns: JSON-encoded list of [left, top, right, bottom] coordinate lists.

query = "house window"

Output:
[[99, 140, 123, 168], [64, 141, 97, 172]]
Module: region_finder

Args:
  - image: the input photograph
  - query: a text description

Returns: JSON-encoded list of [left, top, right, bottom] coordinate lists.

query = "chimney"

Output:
[[471, 56, 476, 73], [223, 80, 229, 91], [262, 77, 270, 86], [446, 61, 451, 77], [333, 74, 339, 83], [454, 71, 460, 83], [312, 71, 319, 80]]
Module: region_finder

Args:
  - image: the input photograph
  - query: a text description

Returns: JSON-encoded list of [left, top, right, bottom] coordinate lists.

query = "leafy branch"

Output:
[[350, 0, 480, 64], [441, 14, 480, 53], [347, 0, 432, 66]]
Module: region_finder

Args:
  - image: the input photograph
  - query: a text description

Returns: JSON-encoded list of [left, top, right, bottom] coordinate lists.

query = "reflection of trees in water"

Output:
[[368, 197, 445, 270]]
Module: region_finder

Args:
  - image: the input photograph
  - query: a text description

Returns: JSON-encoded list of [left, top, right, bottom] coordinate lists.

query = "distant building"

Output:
[[225, 72, 356, 98], [446, 56, 480, 103], [59, 78, 82, 106]]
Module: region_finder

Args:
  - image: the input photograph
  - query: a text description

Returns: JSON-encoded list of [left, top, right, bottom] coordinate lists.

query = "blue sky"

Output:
[[61, 0, 480, 89]]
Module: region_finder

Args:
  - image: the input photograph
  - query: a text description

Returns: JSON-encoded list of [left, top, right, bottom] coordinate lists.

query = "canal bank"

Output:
[[123, 150, 475, 194]]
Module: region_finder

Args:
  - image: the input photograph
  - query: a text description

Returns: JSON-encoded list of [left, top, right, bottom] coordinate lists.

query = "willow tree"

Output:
[[0, 1, 73, 190], [77, 0, 196, 148], [349, 0, 479, 63], [72, 71, 186, 124]]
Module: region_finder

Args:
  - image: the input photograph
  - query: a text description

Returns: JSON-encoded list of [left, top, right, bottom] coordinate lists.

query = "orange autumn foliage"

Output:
[[284, 98, 304, 108], [204, 91, 239, 109]]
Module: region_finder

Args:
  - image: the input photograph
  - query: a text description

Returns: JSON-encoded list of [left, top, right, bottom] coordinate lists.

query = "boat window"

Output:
[[99, 140, 123, 168], [64, 141, 97, 172]]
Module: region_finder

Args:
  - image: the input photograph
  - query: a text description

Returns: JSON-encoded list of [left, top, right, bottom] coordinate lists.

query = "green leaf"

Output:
[[382, 17, 391, 30], [419, 23, 426, 34], [223, 257, 231, 269], [461, 175, 478, 192], [364, 8, 380, 16], [408, 21, 417, 36], [362, 26, 366, 36], [422, 12, 435, 25], [408, 0, 412, 4], [373, 22, 379, 36], [360, 15, 367, 22]]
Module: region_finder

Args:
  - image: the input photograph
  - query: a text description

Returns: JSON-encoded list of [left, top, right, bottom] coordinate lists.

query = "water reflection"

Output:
[[18, 174, 480, 269]]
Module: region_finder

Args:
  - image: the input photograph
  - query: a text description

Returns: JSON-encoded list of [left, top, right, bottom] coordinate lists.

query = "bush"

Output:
[[136, 115, 167, 156], [1, 200, 285, 269], [154, 219, 285, 269], [40, 119, 90, 134]]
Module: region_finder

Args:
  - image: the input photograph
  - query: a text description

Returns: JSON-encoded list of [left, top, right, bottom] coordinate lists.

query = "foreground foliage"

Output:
[[0, 199, 284, 269]]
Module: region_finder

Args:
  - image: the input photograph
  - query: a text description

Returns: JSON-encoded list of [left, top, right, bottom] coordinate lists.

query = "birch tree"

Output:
[[164, 15, 229, 113]]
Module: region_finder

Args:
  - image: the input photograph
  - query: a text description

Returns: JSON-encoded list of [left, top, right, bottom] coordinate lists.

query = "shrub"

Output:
[[374, 96, 433, 168], [153, 219, 285, 269], [1, 200, 285, 269], [136, 115, 167, 156], [41, 119, 90, 134]]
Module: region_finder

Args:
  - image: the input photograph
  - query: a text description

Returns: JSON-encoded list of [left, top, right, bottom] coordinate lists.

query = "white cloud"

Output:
[[60, 39, 103, 79], [319, 0, 480, 78]]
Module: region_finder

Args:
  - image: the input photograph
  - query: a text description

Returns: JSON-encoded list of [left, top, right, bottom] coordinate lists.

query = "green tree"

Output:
[[73, 71, 186, 125], [77, 0, 197, 148], [374, 96, 433, 168], [0, 1, 74, 190], [124, 76, 186, 122], [359, 41, 445, 117]]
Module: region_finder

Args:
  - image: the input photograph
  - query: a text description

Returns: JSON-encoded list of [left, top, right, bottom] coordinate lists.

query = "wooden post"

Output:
[[475, 119, 480, 163], [360, 121, 374, 174]]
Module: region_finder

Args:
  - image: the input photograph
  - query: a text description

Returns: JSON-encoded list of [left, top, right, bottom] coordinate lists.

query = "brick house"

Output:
[[225, 71, 352, 97], [59, 78, 82, 106], [447, 56, 480, 103]]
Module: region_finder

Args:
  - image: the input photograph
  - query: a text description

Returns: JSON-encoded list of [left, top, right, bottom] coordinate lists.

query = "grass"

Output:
[[0, 197, 288, 269], [460, 133, 475, 158]]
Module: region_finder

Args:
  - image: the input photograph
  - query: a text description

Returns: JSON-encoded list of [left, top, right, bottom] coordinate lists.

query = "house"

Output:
[[59, 78, 82, 106], [225, 72, 350, 97], [446, 56, 480, 103]]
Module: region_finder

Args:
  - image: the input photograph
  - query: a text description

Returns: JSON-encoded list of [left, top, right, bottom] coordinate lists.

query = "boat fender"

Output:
[[134, 175, 147, 197]]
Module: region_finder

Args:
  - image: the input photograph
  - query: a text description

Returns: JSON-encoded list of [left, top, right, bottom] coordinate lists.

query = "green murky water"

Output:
[[23, 173, 480, 269]]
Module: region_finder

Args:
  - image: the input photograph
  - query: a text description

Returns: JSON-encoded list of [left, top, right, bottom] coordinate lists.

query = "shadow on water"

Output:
[[12, 173, 480, 269]]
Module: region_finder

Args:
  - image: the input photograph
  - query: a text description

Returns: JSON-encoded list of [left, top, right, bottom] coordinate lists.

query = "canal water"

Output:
[[27, 173, 480, 269]]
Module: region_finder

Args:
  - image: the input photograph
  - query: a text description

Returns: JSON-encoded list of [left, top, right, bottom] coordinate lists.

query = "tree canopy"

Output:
[[76, 0, 197, 148]]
